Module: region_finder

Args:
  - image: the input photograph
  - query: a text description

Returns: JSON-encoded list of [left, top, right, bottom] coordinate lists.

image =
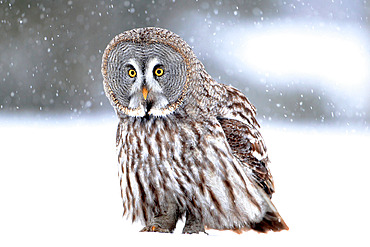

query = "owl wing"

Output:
[[216, 85, 275, 197]]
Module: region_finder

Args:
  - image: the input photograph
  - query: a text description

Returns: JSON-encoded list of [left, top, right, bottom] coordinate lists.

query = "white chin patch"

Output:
[[148, 107, 173, 117], [121, 105, 173, 117], [147, 95, 171, 117]]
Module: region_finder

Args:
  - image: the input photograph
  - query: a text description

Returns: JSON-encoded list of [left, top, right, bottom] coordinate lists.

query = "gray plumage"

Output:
[[101, 27, 288, 233]]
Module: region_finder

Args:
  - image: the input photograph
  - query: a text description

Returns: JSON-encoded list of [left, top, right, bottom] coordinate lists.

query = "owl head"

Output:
[[102, 27, 201, 118]]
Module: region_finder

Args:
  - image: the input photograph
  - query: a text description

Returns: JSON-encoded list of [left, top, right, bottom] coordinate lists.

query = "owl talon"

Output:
[[140, 224, 172, 233], [182, 228, 208, 235]]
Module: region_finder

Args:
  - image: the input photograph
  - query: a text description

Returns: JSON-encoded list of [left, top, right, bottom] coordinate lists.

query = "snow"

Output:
[[0, 116, 369, 246]]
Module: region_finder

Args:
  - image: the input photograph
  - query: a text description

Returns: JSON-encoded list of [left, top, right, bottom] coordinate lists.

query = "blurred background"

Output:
[[1, 0, 369, 129]]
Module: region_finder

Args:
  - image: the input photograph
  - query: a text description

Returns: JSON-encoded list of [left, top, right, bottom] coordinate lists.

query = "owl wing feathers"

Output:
[[216, 85, 289, 232], [217, 117, 275, 197], [216, 85, 275, 197]]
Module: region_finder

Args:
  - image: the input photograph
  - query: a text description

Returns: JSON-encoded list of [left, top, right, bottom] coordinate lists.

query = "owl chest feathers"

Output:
[[116, 114, 269, 228], [116, 114, 224, 176]]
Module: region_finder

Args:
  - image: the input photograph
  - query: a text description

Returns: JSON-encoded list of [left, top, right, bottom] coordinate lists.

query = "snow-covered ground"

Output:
[[0, 116, 369, 247]]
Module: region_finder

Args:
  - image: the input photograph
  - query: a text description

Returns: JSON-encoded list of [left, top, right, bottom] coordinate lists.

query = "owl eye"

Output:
[[154, 67, 164, 77], [128, 69, 136, 78]]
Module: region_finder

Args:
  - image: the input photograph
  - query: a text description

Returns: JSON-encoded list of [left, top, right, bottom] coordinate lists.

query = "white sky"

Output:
[[231, 23, 370, 92]]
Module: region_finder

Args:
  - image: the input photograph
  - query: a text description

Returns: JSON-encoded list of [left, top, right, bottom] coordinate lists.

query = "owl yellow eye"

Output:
[[128, 69, 136, 78], [154, 68, 164, 77]]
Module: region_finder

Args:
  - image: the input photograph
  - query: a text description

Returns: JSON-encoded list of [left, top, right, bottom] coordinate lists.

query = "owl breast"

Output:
[[116, 113, 270, 230]]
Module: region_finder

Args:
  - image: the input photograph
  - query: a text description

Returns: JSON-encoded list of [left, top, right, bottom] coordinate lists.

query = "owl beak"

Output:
[[142, 86, 149, 100]]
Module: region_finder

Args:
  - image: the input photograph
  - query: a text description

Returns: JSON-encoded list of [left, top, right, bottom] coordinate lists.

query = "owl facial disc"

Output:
[[102, 37, 188, 118]]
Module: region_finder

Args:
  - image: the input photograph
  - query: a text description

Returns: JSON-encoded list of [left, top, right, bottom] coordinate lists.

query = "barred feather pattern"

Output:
[[117, 112, 276, 230], [103, 27, 288, 232]]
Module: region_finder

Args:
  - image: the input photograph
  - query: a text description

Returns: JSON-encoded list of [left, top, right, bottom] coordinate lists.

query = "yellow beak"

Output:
[[142, 86, 149, 100]]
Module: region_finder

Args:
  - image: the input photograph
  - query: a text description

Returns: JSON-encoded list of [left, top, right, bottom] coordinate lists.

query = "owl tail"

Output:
[[251, 183, 289, 233], [252, 210, 289, 233]]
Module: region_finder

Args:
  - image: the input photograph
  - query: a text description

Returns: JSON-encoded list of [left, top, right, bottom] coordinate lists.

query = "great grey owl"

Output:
[[101, 27, 288, 234]]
